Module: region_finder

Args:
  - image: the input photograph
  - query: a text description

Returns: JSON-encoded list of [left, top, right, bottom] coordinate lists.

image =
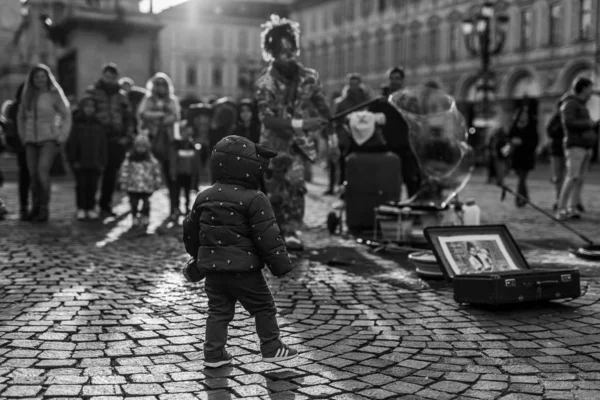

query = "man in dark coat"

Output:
[[381, 66, 405, 97], [183, 135, 297, 368], [556, 77, 598, 220], [329, 73, 371, 194], [85, 63, 134, 218]]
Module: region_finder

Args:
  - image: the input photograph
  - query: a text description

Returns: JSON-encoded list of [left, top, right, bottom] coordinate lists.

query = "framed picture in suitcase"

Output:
[[424, 225, 581, 305]]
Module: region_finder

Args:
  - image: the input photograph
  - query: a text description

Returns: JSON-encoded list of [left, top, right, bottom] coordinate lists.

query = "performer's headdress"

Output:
[[260, 14, 301, 62]]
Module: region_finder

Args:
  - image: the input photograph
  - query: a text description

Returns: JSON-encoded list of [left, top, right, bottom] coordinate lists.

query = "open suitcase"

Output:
[[424, 225, 581, 305]]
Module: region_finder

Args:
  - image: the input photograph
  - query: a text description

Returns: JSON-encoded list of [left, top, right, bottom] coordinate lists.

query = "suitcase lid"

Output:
[[424, 225, 531, 281]]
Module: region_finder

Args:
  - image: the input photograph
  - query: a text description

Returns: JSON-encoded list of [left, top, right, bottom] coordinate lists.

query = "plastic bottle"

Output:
[[462, 198, 481, 225]]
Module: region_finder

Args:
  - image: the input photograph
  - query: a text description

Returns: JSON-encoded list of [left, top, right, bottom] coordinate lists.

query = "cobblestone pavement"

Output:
[[1, 165, 600, 400]]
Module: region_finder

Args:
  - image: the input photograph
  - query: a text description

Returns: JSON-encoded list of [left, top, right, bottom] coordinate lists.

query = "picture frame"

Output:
[[424, 225, 530, 281]]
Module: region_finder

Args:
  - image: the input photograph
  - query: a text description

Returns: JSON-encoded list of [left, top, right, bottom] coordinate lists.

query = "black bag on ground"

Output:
[[344, 151, 401, 232]]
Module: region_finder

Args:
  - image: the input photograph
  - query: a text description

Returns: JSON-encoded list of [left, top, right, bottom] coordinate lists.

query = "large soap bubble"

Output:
[[389, 85, 475, 207]]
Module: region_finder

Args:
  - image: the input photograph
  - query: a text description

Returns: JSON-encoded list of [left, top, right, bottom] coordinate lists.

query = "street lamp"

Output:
[[462, 2, 509, 126]]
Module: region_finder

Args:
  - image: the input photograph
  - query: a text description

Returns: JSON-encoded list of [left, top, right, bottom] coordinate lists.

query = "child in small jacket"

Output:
[[66, 95, 107, 220], [183, 135, 297, 368], [168, 127, 202, 215], [119, 134, 163, 227]]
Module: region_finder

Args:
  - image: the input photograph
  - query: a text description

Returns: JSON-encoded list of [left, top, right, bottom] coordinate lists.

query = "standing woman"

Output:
[[231, 99, 261, 143], [137, 72, 181, 219], [509, 106, 539, 207], [17, 64, 72, 222]]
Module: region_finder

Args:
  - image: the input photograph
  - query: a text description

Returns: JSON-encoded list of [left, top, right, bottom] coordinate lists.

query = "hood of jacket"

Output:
[[210, 135, 276, 189]]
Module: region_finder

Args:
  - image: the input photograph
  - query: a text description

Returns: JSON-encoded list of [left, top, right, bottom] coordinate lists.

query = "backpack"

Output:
[[546, 111, 563, 140]]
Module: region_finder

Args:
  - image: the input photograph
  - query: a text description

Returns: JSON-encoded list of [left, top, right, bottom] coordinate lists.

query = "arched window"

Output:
[[212, 66, 222, 87], [392, 25, 405, 66], [186, 65, 197, 86], [549, 2, 562, 46], [429, 26, 439, 63], [579, 0, 592, 40], [449, 22, 459, 61]]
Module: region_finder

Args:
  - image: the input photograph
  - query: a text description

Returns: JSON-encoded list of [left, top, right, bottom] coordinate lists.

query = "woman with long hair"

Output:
[[17, 64, 72, 222], [231, 99, 261, 143], [137, 72, 181, 219]]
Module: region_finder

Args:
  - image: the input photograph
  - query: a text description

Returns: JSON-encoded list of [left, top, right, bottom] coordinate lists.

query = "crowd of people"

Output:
[[0, 61, 264, 225], [486, 76, 597, 220]]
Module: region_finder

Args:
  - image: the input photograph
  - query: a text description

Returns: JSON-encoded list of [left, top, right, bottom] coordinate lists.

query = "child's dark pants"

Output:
[[128, 192, 151, 216], [173, 174, 193, 212], [75, 168, 101, 210], [204, 270, 281, 358]]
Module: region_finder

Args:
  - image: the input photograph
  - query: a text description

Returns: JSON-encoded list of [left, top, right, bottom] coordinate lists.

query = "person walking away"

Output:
[[330, 73, 370, 195], [118, 134, 163, 228], [168, 125, 201, 216], [66, 95, 107, 220], [137, 72, 181, 220], [182, 135, 297, 368], [556, 77, 598, 220], [85, 63, 134, 219], [4, 84, 31, 220], [546, 97, 568, 211], [508, 106, 538, 207], [255, 15, 331, 251], [231, 99, 261, 143], [17, 64, 72, 222]]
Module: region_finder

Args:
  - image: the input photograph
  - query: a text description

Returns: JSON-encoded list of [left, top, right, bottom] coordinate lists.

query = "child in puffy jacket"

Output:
[[182, 135, 297, 368], [119, 134, 162, 227]]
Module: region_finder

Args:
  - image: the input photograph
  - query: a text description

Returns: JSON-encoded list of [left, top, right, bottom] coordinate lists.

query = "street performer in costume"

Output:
[[255, 15, 330, 250]]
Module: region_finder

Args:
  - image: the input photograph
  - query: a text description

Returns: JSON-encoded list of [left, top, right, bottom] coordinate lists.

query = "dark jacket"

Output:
[[85, 80, 133, 140], [168, 137, 202, 179], [231, 122, 261, 144], [183, 135, 293, 276], [560, 95, 596, 149], [66, 108, 108, 170], [509, 123, 538, 171]]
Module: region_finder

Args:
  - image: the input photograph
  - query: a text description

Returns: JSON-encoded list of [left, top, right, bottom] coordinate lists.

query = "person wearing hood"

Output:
[[66, 95, 108, 220], [556, 77, 599, 220], [328, 73, 371, 195], [381, 66, 405, 97], [17, 64, 72, 222], [137, 72, 182, 219], [85, 63, 134, 219], [255, 15, 331, 250], [183, 135, 297, 368]]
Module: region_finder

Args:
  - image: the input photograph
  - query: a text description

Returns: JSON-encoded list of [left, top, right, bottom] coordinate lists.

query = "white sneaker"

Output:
[[76, 209, 86, 220], [86, 210, 99, 220]]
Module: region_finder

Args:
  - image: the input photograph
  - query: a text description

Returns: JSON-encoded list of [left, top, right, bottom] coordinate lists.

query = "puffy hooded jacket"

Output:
[[183, 135, 293, 276], [560, 94, 596, 149]]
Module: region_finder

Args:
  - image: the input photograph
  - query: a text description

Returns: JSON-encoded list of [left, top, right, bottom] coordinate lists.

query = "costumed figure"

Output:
[[255, 14, 331, 250]]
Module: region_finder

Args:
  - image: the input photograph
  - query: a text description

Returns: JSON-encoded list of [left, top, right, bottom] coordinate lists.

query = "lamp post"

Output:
[[462, 2, 509, 126]]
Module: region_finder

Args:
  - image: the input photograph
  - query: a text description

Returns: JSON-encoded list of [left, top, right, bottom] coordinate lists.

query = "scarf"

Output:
[[272, 60, 300, 82]]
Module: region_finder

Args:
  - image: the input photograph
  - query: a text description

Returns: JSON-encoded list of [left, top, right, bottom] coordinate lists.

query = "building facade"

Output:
[[0, 0, 161, 101], [157, 0, 290, 103], [290, 0, 600, 142]]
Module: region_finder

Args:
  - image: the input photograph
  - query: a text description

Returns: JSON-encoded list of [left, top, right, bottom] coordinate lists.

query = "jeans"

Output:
[[550, 155, 566, 201], [128, 192, 151, 217], [204, 270, 281, 358], [25, 142, 58, 215], [17, 150, 31, 211], [174, 174, 192, 212], [99, 141, 126, 212], [75, 168, 101, 211], [557, 147, 592, 211]]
